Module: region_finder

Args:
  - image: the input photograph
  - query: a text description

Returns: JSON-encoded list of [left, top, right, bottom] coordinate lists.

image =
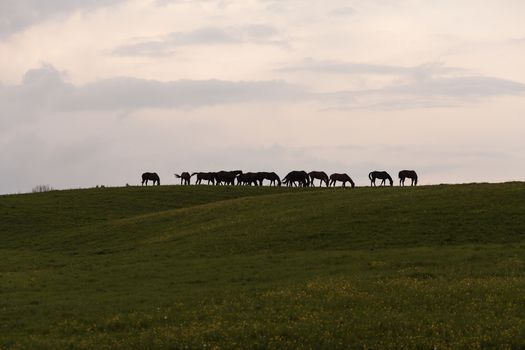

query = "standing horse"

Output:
[[191, 172, 216, 185], [399, 170, 418, 186], [308, 171, 329, 187], [369, 171, 393, 187], [329, 173, 355, 188], [142, 172, 160, 186], [174, 172, 191, 185]]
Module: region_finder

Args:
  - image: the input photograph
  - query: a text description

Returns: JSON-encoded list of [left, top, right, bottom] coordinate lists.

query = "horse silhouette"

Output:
[[283, 170, 310, 187], [260, 172, 281, 186], [399, 170, 418, 186], [369, 171, 393, 187], [191, 172, 216, 185], [329, 173, 355, 188], [174, 172, 191, 185], [142, 172, 160, 186], [215, 170, 243, 185], [237, 172, 260, 186], [308, 171, 329, 187]]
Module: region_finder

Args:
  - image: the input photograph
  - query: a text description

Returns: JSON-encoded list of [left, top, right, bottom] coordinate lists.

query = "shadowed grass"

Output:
[[1, 182, 524, 349]]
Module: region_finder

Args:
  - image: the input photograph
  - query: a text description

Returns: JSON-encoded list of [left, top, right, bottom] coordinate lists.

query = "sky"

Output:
[[1, 0, 524, 193]]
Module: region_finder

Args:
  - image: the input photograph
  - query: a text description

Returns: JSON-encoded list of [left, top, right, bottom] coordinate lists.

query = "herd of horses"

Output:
[[141, 170, 418, 187]]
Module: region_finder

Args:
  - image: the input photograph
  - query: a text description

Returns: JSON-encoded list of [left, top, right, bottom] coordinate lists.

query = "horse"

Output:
[[141, 172, 160, 186], [260, 172, 281, 186], [191, 172, 216, 185], [399, 170, 418, 186], [283, 170, 309, 187], [215, 170, 243, 185], [308, 171, 329, 187], [369, 171, 393, 187], [237, 172, 260, 186], [174, 172, 191, 185], [329, 173, 355, 188]]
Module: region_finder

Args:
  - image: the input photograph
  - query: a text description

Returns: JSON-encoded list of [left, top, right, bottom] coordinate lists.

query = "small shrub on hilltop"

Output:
[[31, 184, 55, 193]]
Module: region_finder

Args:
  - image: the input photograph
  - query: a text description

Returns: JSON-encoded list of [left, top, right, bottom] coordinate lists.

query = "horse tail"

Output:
[[174, 173, 181, 178], [190, 172, 197, 177], [368, 172, 373, 180]]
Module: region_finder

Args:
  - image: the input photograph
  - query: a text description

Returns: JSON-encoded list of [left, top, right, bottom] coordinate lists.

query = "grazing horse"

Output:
[[142, 172, 160, 186], [174, 172, 191, 185], [260, 172, 281, 186], [283, 170, 310, 187], [369, 171, 393, 187], [399, 170, 418, 186], [308, 171, 329, 187], [237, 172, 260, 186], [329, 173, 355, 188], [191, 172, 216, 185], [215, 170, 243, 185]]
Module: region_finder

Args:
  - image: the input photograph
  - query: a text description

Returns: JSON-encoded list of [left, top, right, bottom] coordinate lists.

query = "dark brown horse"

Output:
[[174, 172, 191, 185], [215, 170, 243, 185], [283, 170, 309, 187], [191, 172, 216, 185], [308, 171, 329, 187], [142, 172, 160, 186], [369, 171, 393, 187], [329, 173, 355, 188], [399, 170, 418, 186], [260, 172, 281, 186], [237, 172, 260, 186]]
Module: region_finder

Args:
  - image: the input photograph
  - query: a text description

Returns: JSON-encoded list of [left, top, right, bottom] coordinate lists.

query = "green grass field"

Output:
[[1, 183, 524, 349]]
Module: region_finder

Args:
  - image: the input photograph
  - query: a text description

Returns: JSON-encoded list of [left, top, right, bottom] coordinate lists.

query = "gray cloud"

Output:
[[280, 59, 525, 109], [0, 64, 308, 128], [325, 75, 525, 110], [0, 0, 126, 38], [278, 59, 464, 78], [2, 62, 524, 130], [113, 25, 286, 56]]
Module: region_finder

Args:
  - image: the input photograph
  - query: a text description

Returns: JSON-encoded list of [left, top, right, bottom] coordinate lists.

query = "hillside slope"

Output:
[[1, 183, 524, 349]]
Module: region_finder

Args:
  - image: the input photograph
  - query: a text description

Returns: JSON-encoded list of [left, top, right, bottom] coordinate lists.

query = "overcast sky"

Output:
[[1, 0, 524, 193]]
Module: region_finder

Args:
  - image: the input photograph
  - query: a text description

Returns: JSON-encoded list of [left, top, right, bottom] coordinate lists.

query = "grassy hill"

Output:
[[1, 183, 524, 349]]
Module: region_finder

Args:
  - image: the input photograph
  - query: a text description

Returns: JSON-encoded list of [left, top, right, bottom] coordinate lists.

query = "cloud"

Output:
[[280, 59, 525, 109], [324, 75, 525, 110], [0, 64, 309, 128], [2, 62, 524, 130], [113, 25, 286, 56], [278, 59, 464, 78], [0, 0, 126, 38]]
